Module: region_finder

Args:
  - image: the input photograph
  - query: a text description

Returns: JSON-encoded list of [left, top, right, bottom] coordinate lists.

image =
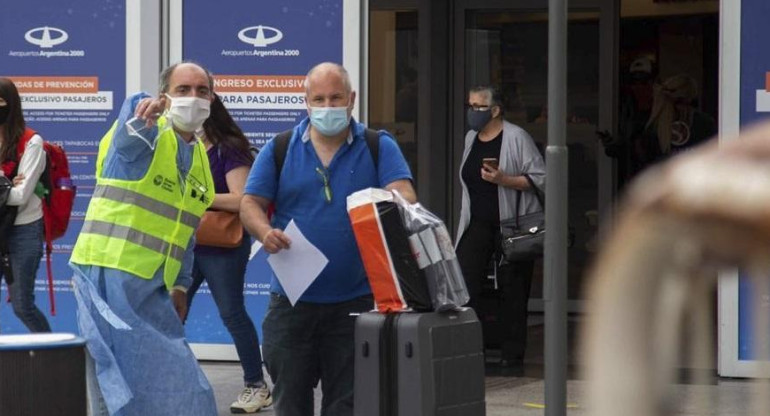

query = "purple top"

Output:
[[195, 143, 253, 255]]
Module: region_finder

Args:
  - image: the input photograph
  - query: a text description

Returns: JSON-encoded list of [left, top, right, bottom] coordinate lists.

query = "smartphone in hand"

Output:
[[482, 157, 499, 170]]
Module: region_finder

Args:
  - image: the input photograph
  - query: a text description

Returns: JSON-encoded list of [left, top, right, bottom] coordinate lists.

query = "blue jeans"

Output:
[[3, 219, 50, 332], [262, 293, 374, 416], [188, 238, 264, 384]]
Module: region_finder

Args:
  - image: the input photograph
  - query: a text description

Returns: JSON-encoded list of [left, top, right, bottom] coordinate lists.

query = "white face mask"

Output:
[[165, 93, 211, 133]]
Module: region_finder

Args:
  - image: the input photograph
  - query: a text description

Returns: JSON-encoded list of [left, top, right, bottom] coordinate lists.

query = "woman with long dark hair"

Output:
[[186, 93, 272, 413], [0, 77, 51, 332]]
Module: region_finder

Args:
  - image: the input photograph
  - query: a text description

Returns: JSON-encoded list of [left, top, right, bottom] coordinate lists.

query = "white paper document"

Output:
[[249, 239, 263, 260], [267, 220, 329, 305]]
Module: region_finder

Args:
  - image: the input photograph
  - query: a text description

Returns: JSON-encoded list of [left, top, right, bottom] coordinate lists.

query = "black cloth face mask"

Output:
[[467, 108, 493, 132]]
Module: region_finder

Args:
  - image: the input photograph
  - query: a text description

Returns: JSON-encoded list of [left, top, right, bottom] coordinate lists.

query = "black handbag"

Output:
[[0, 175, 17, 284], [500, 175, 545, 262]]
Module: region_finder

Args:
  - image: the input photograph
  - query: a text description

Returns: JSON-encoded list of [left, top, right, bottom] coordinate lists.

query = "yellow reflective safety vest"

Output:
[[71, 117, 214, 289]]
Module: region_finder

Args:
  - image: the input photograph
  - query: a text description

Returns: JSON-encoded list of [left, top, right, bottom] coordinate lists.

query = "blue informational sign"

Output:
[[0, 0, 125, 333], [740, 0, 770, 127], [181, 0, 343, 345], [737, 271, 763, 360], [737, 0, 770, 360], [183, 0, 343, 147]]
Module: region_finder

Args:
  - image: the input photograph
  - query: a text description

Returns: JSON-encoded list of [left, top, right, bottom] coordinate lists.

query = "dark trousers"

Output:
[[262, 293, 374, 416], [456, 219, 534, 362]]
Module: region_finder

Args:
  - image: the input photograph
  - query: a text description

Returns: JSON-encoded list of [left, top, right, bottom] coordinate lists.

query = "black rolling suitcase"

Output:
[[354, 308, 486, 416]]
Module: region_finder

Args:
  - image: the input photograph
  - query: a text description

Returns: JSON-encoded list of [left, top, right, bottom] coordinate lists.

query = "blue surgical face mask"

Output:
[[309, 106, 351, 137]]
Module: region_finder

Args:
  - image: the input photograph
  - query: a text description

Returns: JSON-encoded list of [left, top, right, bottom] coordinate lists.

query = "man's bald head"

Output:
[[159, 61, 214, 96], [305, 62, 351, 95], [303, 62, 356, 139]]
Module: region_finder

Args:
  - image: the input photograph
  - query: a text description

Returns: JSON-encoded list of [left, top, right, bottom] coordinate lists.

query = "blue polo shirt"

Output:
[[244, 117, 412, 303]]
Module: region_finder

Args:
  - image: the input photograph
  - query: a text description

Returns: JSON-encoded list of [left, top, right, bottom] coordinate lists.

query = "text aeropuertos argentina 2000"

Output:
[[220, 49, 300, 57], [8, 50, 86, 58]]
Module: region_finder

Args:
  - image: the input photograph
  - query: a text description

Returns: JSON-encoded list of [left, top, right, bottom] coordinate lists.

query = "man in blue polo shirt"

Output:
[[241, 62, 416, 416]]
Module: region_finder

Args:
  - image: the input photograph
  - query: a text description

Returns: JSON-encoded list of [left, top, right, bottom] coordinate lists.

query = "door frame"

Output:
[[450, 0, 619, 312], [369, 0, 452, 220]]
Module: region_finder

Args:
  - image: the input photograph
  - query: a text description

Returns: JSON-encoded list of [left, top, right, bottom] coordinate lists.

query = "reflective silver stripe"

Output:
[[180, 211, 200, 230], [81, 220, 186, 263], [169, 244, 187, 264], [93, 184, 199, 229]]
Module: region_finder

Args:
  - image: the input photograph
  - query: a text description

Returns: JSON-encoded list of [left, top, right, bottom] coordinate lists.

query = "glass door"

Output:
[[368, 9, 420, 187], [452, 0, 617, 308]]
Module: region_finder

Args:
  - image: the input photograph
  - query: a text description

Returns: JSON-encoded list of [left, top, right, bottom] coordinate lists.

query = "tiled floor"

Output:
[[200, 314, 762, 416], [202, 358, 762, 416], [202, 361, 579, 416]]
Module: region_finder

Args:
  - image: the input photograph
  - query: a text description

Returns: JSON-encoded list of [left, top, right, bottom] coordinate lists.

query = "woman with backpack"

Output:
[[0, 77, 51, 333]]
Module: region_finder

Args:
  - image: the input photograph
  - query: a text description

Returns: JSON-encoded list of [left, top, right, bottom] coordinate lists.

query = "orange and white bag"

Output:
[[347, 188, 468, 313]]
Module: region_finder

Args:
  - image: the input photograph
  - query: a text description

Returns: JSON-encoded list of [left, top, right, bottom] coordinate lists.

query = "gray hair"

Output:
[[469, 85, 505, 113], [159, 61, 214, 94], [304, 62, 352, 94]]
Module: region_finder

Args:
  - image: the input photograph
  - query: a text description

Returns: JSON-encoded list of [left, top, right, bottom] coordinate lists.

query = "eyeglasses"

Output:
[[315, 167, 332, 203], [169, 86, 212, 100], [466, 104, 492, 112]]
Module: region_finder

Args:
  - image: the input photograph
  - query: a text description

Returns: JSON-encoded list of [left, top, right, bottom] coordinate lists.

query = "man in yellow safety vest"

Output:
[[70, 62, 217, 416]]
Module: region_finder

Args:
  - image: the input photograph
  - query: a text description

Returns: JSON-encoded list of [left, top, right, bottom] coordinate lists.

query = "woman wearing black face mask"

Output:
[[455, 85, 545, 373], [0, 77, 51, 333]]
